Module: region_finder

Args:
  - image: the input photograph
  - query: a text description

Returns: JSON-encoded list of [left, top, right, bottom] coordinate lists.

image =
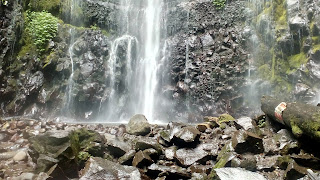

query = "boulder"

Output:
[[13, 151, 27, 161], [118, 150, 136, 165], [213, 142, 236, 169], [132, 150, 153, 168], [235, 117, 254, 130], [276, 129, 299, 155], [231, 154, 257, 171], [255, 155, 279, 171], [214, 167, 267, 180], [80, 157, 141, 180], [174, 146, 209, 167], [285, 162, 307, 180], [147, 163, 191, 179], [134, 137, 162, 153], [172, 126, 200, 147], [105, 137, 131, 158], [29, 130, 70, 157], [126, 114, 151, 136], [232, 130, 264, 154], [164, 146, 177, 160]]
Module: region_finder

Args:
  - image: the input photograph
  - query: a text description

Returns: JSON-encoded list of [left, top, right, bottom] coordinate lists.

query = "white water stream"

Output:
[[98, 0, 165, 122]]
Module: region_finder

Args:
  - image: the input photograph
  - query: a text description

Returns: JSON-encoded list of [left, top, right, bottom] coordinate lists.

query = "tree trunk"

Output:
[[261, 95, 320, 140]]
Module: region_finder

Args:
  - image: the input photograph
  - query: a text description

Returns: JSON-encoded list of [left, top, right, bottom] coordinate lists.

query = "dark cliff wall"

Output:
[[1, 0, 318, 121]]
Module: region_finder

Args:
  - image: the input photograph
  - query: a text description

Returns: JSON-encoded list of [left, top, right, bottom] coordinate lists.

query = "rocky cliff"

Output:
[[0, 0, 319, 122]]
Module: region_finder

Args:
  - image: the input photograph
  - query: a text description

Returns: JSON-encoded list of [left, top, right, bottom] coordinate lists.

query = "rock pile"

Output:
[[0, 114, 320, 179]]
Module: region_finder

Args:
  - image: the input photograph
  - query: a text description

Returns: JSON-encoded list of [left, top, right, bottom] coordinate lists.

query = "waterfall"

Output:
[[98, 0, 166, 123], [141, 0, 161, 120], [63, 0, 80, 118]]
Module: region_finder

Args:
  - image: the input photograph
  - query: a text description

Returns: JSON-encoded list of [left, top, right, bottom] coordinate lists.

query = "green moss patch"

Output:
[[288, 53, 308, 69], [29, 0, 61, 14]]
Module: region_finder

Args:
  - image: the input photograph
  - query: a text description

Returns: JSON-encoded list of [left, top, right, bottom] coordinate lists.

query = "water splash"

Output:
[[98, 0, 167, 122]]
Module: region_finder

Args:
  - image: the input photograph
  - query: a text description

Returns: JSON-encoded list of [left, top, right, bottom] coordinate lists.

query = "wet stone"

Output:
[[263, 137, 279, 155], [143, 148, 159, 160], [291, 154, 320, 170], [174, 146, 209, 167], [255, 155, 279, 171], [235, 117, 255, 130], [188, 164, 212, 174], [132, 150, 153, 168], [118, 150, 136, 165], [134, 137, 162, 153], [277, 129, 299, 155], [126, 114, 151, 136], [232, 130, 264, 154], [196, 122, 212, 132], [13, 151, 27, 161], [147, 163, 191, 179], [172, 126, 200, 147], [214, 142, 236, 169], [285, 162, 307, 180], [80, 157, 141, 180], [164, 146, 177, 160], [159, 130, 171, 143], [214, 167, 267, 180], [0, 132, 9, 142], [105, 137, 131, 158], [231, 154, 257, 171]]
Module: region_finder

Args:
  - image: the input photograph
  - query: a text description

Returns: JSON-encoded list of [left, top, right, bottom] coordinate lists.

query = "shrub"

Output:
[[26, 11, 58, 54]]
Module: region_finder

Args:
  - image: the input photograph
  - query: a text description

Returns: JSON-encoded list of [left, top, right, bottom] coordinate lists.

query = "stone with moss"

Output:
[[29, 0, 61, 15], [69, 128, 104, 165], [218, 114, 235, 124]]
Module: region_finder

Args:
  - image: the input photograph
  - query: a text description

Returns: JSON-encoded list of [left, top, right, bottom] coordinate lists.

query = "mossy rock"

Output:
[[29, 0, 61, 15], [69, 128, 104, 165], [218, 114, 235, 124], [277, 155, 294, 170]]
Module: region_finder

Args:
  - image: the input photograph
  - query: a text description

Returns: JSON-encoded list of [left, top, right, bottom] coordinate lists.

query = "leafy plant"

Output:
[[213, 0, 226, 9], [26, 11, 58, 54]]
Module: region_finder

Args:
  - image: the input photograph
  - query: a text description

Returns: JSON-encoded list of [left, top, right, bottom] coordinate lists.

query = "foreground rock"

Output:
[[0, 114, 319, 179], [214, 168, 267, 180], [80, 157, 141, 180]]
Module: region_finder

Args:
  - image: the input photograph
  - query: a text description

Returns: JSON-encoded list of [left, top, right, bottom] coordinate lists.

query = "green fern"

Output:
[[26, 11, 58, 54]]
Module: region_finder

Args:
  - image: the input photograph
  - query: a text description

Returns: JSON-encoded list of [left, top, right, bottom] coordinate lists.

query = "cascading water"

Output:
[[98, 0, 167, 123], [62, 0, 80, 118]]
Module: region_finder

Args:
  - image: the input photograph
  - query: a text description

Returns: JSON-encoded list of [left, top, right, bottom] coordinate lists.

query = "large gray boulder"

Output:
[[126, 114, 151, 136], [80, 157, 141, 180], [214, 168, 267, 180]]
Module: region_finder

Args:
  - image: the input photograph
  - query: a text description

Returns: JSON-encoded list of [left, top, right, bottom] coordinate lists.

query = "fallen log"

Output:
[[261, 95, 320, 140]]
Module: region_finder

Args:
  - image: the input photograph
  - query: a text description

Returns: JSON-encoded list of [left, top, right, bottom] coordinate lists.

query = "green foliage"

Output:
[[212, 0, 226, 9], [26, 11, 58, 54]]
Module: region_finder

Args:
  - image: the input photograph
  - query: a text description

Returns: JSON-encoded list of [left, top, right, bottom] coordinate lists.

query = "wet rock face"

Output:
[[165, 1, 248, 119]]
